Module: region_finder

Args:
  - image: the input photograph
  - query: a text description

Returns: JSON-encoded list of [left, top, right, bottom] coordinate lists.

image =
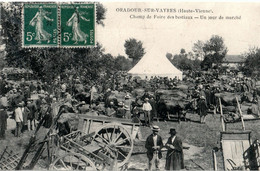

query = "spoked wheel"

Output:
[[49, 153, 96, 170], [91, 123, 133, 167]]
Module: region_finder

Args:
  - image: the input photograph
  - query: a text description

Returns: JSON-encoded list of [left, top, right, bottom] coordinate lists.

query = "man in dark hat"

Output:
[[116, 102, 126, 118], [165, 128, 184, 170], [145, 125, 163, 171], [27, 98, 37, 131], [105, 101, 116, 117], [197, 96, 208, 123], [40, 99, 52, 128], [149, 96, 158, 123]]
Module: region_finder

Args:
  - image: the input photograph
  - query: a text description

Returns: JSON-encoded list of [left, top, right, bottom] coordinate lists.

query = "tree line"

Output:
[[1, 3, 133, 82], [1, 2, 260, 81], [165, 35, 260, 78]]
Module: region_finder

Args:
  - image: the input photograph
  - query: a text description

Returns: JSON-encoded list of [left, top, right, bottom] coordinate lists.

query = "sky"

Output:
[[96, 2, 260, 57]]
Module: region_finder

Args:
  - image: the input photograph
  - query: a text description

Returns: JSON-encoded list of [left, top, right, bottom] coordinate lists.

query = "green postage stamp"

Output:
[[60, 4, 95, 47], [22, 3, 96, 48], [23, 4, 58, 47]]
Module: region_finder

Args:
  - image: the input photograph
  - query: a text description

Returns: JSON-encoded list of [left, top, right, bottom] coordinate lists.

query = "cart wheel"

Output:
[[49, 153, 96, 170], [92, 123, 133, 167]]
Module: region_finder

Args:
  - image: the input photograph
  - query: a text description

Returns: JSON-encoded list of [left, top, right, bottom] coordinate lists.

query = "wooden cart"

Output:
[[220, 131, 252, 170], [213, 98, 260, 170], [0, 147, 21, 170], [0, 107, 141, 171], [50, 114, 141, 170]]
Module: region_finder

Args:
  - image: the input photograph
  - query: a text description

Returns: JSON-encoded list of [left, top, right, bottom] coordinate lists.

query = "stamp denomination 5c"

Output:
[[23, 4, 58, 47], [60, 4, 95, 47]]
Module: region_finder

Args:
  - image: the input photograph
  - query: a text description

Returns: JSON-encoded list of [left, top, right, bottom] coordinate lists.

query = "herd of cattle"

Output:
[[3, 71, 260, 129]]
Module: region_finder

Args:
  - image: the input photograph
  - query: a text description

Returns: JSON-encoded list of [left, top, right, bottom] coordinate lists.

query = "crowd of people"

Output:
[[0, 69, 259, 137], [0, 68, 259, 169]]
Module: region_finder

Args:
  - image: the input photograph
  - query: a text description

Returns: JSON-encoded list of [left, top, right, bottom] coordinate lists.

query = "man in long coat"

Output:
[[0, 103, 8, 139], [145, 125, 163, 171], [149, 96, 158, 122], [165, 128, 184, 170], [197, 96, 208, 123]]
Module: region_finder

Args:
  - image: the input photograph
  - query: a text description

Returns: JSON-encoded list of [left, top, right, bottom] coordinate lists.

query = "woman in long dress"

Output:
[[66, 7, 90, 44], [165, 128, 184, 170], [29, 6, 54, 43]]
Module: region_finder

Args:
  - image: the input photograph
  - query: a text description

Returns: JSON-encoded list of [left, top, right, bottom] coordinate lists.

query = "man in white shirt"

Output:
[[15, 102, 24, 137], [143, 98, 152, 126]]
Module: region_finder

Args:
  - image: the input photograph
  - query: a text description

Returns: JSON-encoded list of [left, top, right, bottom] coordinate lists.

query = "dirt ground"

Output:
[[1, 112, 260, 170]]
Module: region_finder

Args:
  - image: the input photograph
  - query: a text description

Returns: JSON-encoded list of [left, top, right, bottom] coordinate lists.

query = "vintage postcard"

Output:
[[1, 1, 260, 171]]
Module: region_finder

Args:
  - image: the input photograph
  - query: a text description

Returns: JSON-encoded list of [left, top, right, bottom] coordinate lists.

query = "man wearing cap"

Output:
[[124, 94, 132, 119], [143, 98, 152, 126], [145, 125, 163, 171], [165, 128, 184, 170], [15, 102, 24, 137], [116, 102, 126, 118], [197, 96, 208, 123], [106, 101, 116, 117]]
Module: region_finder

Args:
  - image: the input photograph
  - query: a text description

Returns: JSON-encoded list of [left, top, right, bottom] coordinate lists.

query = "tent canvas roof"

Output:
[[128, 52, 182, 79]]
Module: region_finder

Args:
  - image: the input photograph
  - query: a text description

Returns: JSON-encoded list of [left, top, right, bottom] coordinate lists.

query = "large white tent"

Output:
[[128, 52, 183, 80]]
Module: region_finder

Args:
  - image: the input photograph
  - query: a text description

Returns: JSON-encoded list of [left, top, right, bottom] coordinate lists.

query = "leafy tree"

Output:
[[172, 55, 192, 70], [98, 53, 115, 73], [192, 40, 205, 60], [187, 52, 195, 60], [201, 35, 228, 69], [1, 2, 108, 82], [166, 52, 173, 60], [124, 38, 145, 65], [180, 48, 186, 55], [114, 55, 132, 71], [169, 49, 201, 71], [96, 3, 106, 26], [242, 47, 260, 76]]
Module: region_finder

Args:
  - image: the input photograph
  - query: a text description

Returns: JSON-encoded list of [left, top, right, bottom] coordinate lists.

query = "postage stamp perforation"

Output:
[[94, 2, 97, 48], [21, 3, 25, 48], [57, 2, 61, 48]]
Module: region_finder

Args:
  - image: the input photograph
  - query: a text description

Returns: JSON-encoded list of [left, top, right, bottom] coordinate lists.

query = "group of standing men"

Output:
[[145, 125, 184, 171]]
